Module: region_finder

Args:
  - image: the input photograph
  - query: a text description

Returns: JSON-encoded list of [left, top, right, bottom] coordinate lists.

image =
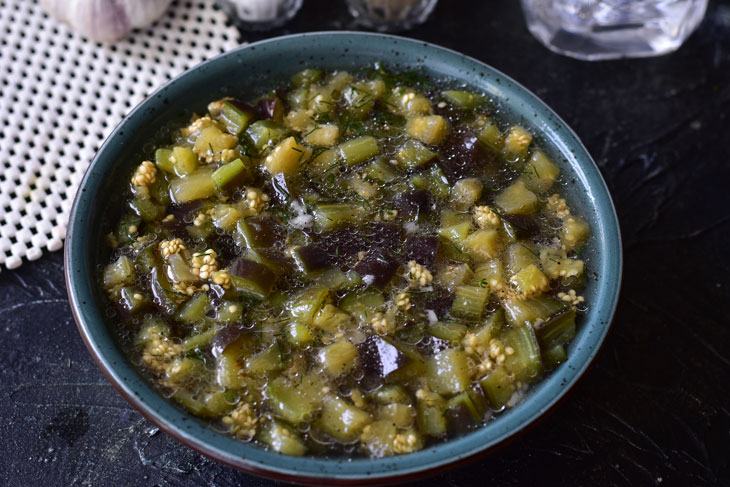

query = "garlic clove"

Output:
[[41, 0, 173, 43]]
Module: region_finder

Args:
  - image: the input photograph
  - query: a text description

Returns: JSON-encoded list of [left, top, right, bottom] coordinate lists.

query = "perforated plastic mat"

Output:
[[0, 0, 239, 270]]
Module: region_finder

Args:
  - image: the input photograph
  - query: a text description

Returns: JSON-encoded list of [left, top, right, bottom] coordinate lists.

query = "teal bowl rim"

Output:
[[65, 31, 622, 485]]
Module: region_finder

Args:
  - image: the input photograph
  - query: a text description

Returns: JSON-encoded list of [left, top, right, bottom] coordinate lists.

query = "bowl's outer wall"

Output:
[[66, 32, 621, 483]]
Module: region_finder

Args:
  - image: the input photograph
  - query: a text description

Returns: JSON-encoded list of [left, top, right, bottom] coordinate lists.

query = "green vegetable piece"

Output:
[[212, 158, 253, 191], [154, 148, 175, 173], [502, 324, 543, 383], [258, 420, 307, 456], [502, 296, 564, 326], [113, 213, 142, 246], [318, 340, 358, 376], [477, 120, 503, 153], [119, 286, 149, 314], [437, 221, 472, 244], [289, 286, 329, 326], [130, 196, 164, 222], [166, 252, 196, 283], [229, 259, 277, 299], [427, 321, 468, 344], [521, 149, 560, 193], [220, 100, 255, 135], [427, 349, 471, 395], [536, 308, 577, 350], [364, 158, 398, 183], [285, 322, 315, 346], [372, 385, 411, 405], [451, 285, 489, 321], [245, 343, 283, 374], [236, 216, 282, 249], [495, 180, 538, 215], [395, 139, 437, 170], [268, 376, 319, 424], [216, 300, 243, 324], [417, 394, 447, 437], [246, 120, 290, 151], [338, 136, 380, 166], [450, 178, 483, 211], [169, 169, 216, 203], [171, 146, 199, 176], [317, 395, 372, 441], [103, 255, 135, 290], [165, 356, 205, 387], [291, 68, 323, 86], [175, 292, 209, 324], [313, 203, 364, 230], [506, 242, 540, 274], [339, 288, 385, 323], [561, 216, 590, 252], [463, 228, 500, 262], [479, 366, 516, 409], [446, 390, 485, 422], [182, 327, 217, 352], [441, 90, 486, 110], [543, 344, 567, 371]]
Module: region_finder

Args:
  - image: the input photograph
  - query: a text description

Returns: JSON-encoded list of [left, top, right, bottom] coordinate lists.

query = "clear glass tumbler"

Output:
[[521, 0, 708, 60], [217, 0, 303, 31], [346, 0, 439, 31]]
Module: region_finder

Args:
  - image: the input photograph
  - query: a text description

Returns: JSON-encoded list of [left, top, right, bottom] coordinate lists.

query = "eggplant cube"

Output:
[[358, 336, 409, 378], [404, 236, 440, 267], [354, 249, 399, 289], [229, 258, 277, 299]]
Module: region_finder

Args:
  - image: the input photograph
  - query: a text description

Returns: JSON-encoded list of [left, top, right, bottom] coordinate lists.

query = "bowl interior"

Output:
[[66, 32, 622, 484]]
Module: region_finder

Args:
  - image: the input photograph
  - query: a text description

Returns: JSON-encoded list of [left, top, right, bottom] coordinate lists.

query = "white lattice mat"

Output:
[[0, 0, 240, 270]]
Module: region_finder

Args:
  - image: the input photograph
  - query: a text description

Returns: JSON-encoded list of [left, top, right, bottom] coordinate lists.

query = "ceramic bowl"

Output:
[[65, 32, 622, 485]]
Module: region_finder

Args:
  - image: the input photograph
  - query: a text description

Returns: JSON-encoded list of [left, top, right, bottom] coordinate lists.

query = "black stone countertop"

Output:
[[2, 1, 729, 485]]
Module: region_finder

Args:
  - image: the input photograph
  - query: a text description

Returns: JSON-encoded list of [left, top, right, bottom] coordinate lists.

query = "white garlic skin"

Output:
[[41, 0, 173, 42]]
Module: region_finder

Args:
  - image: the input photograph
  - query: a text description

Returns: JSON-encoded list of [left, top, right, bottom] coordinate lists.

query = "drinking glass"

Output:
[[346, 0, 439, 31], [521, 0, 708, 60], [217, 0, 303, 31]]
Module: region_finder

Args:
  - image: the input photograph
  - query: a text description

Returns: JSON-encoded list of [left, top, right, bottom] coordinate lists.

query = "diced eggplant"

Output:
[[211, 324, 248, 357], [357, 335, 409, 378], [229, 258, 277, 299], [254, 96, 284, 121], [237, 216, 284, 249], [265, 172, 296, 205], [403, 236, 440, 267], [501, 213, 541, 240], [393, 189, 432, 218], [292, 244, 332, 275], [437, 133, 497, 183], [354, 249, 399, 289]]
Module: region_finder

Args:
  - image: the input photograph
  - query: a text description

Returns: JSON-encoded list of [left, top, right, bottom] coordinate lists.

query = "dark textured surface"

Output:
[[2, 0, 730, 485]]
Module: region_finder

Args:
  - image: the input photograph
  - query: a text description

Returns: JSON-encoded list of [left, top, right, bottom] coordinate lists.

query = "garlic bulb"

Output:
[[41, 0, 173, 42]]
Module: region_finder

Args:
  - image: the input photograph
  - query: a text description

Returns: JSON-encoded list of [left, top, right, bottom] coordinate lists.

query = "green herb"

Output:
[[520, 243, 539, 258], [575, 243, 588, 257]]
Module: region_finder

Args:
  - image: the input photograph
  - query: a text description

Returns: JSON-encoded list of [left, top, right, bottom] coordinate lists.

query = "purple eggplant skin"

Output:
[[211, 324, 248, 357], [357, 335, 409, 378], [501, 213, 541, 240], [403, 236, 440, 267], [354, 249, 400, 290], [241, 215, 285, 248], [393, 190, 433, 218], [296, 223, 405, 272], [265, 173, 295, 205], [211, 235, 240, 264], [437, 133, 497, 183], [229, 258, 277, 294], [255, 97, 284, 121], [293, 244, 332, 273]]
